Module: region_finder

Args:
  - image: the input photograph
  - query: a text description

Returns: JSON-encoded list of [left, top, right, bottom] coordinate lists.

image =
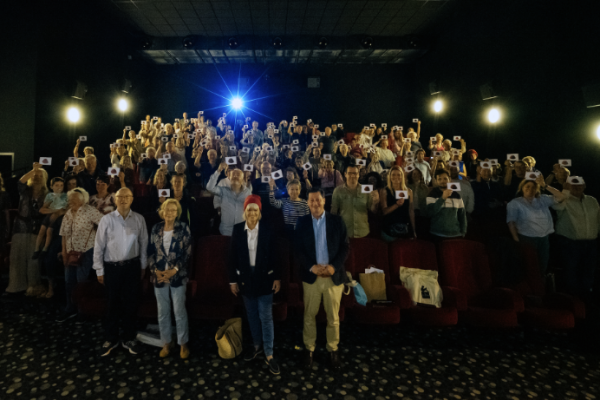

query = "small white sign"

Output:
[[108, 167, 120, 176], [337, 140, 345, 145], [69, 158, 79, 166], [303, 163, 312, 171], [356, 159, 367, 166], [292, 140, 299, 144], [243, 164, 254, 172], [405, 157, 415, 163], [161, 137, 169, 142], [489, 159, 498, 165], [141, 153, 147, 159], [361, 185, 374, 193], [405, 165, 415, 172], [559, 159, 572, 167], [162, 153, 171, 160], [507, 153, 519, 161], [158, 158, 168, 165], [448, 182, 461, 191], [395, 190, 408, 200], [225, 157, 237, 165], [453, 136, 461, 141], [413, 119, 419, 123], [312, 135, 318, 140], [338, 124, 343, 127], [480, 161, 491, 169], [381, 135, 388, 139], [567, 176, 585, 185], [125, 126, 131, 131], [430, 136, 436, 142], [241, 147, 250, 153], [261, 176, 270, 183], [403, 138, 411, 143], [370, 123, 375, 127], [254, 147, 261, 153], [449, 161, 459, 168], [323, 154, 332, 160], [229, 146, 236, 150], [79, 136, 87, 141], [271, 170, 283, 180], [274, 129, 279, 133], [311, 142, 318, 148], [39, 157, 52, 166], [315, 124, 319, 128], [291, 146, 300, 152], [159, 189, 171, 198]]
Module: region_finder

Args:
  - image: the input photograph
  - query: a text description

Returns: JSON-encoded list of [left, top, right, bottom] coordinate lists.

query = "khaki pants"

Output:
[[302, 277, 344, 352]]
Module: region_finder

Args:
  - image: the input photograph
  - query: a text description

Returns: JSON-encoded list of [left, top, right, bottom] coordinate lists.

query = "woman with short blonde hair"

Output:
[[380, 166, 415, 241], [148, 198, 192, 359]]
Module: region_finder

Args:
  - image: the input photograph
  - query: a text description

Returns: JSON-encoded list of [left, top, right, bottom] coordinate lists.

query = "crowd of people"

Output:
[[1, 111, 598, 373]]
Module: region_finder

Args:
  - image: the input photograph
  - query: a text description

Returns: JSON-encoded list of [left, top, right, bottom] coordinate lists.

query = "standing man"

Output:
[[93, 188, 148, 356], [331, 165, 379, 238], [295, 188, 349, 370], [77, 155, 106, 196]]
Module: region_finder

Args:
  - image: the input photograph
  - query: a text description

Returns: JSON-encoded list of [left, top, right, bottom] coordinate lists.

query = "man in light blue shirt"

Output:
[[312, 212, 328, 266]]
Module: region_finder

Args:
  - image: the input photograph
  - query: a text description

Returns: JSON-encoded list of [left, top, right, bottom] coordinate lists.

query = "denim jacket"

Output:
[[148, 220, 192, 288]]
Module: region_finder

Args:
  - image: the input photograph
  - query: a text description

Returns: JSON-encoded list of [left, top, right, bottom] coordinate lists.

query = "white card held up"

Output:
[[507, 153, 519, 161], [215, 135, 221, 140], [282, 145, 289, 150], [567, 176, 585, 185], [430, 136, 436, 142], [312, 135, 318, 140], [79, 136, 87, 141], [303, 163, 312, 171], [159, 189, 170, 198], [337, 139, 345, 145], [125, 126, 131, 131], [188, 134, 194, 139], [108, 167, 120, 176], [291, 146, 300, 152], [433, 151, 443, 157], [141, 153, 147, 159], [381, 135, 388, 139], [449, 161, 459, 168], [403, 138, 411, 143], [315, 124, 319, 128], [361, 185, 374, 193], [311, 142, 318, 147], [338, 124, 343, 127], [405, 164, 415, 172], [271, 170, 283, 180], [241, 147, 250, 153], [293, 116, 298, 119], [268, 134, 273, 139], [265, 145, 273, 151], [274, 129, 279, 133], [153, 116, 158, 120], [480, 161, 492, 169], [356, 159, 367, 166], [320, 131, 325, 136], [489, 159, 498, 165], [199, 111, 204, 115], [69, 158, 79, 166], [161, 136, 169, 142], [370, 123, 375, 127], [158, 158, 168, 165], [395, 190, 408, 200], [229, 146, 236, 151], [382, 123, 387, 127], [243, 164, 253, 172], [525, 171, 540, 181], [405, 157, 415, 163], [453, 136, 461, 141], [39, 157, 52, 166], [323, 154, 332, 160], [223, 113, 226, 117], [162, 153, 171, 160], [225, 157, 237, 165], [254, 147, 261, 152], [244, 125, 248, 129], [173, 134, 179, 139], [261, 176, 270, 183], [292, 140, 299, 144], [448, 182, 461, 191], [559, 159, 572, 167]]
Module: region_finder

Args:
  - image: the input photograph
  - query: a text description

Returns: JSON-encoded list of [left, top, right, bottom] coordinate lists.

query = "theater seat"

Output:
[[345, 238, 404, 325], [73, 281, 107, 317], [133, 183, 150, 198], [188, 236, 235, 320], [438, 239, 523, 328], [388, 239, 458, 327], [488, 243, 582, 330]]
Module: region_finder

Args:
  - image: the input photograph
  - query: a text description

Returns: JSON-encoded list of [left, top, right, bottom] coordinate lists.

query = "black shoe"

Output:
[[243, 347, 263, 361], [330, 350, 341, 370], [31, 251, 40, 260], [122, 340, 143, 355], [266, 357, 280, 375], [55, 311, 77, 323], [303, 350, 313, 368], [100, 341, 119, 357]]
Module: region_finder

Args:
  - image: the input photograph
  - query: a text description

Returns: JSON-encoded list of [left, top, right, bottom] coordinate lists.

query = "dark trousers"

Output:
[[65, 248, 94, 313], [556, 235, 597, 302], [519, 234, 550, 276], [104, 260, 141, 342]]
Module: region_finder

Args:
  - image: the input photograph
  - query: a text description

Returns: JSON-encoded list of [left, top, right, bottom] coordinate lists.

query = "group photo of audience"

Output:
[[1, 110, 598, 375]]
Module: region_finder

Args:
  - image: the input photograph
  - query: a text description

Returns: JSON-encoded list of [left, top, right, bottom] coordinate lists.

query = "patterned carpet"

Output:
[[1, 293, 599, 400]]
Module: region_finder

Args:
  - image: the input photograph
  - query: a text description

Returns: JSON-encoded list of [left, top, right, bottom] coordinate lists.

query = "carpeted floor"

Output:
[[1, 293, 599, 400]]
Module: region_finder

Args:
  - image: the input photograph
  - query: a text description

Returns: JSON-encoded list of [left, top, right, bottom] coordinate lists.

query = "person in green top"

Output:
[[331, 165, 379, 238], [426, 169, 467, 240]]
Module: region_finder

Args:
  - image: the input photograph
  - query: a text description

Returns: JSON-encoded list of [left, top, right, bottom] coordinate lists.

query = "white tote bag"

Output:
[[399, 266, 443, 308]]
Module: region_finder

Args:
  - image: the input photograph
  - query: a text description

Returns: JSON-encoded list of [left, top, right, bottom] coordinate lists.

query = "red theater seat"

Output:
[[188, 235, 235, 320], [438, 239, 523, 328], [133, 183, 150, 198], [388, 239, 458, 327], [345, 238, 404, 325], [488, 243, 582, 330]]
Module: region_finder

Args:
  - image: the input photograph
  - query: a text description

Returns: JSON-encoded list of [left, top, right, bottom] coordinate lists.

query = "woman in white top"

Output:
[[375, 139, 396, 168]]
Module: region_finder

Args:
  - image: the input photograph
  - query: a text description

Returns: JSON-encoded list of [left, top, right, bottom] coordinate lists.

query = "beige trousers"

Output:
[[6, 233, 41, 293], [302, 277, 344, 352]]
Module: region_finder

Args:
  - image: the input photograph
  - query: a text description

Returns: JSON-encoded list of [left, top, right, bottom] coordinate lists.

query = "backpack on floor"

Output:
[[215, 318, 243, 359]]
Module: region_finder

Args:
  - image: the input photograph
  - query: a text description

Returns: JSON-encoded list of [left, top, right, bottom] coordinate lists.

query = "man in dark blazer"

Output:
[[294, 188, 349, 370]]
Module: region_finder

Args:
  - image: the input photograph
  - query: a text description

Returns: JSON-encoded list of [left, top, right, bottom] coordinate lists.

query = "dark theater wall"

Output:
[[414, 0, 600, 196]]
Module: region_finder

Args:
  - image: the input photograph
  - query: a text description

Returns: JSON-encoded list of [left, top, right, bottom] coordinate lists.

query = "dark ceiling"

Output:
[[107, 0, 456, 64]]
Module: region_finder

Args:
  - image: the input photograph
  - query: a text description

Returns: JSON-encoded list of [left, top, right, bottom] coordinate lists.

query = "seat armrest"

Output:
[[391, 284, 414, 309], [486, 287, 525, 312], [544, 292, 586, 319], [442, 286, 468, 311]]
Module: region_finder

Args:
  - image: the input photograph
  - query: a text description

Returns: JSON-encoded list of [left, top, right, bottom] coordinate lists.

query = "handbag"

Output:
[[358, 266, 387, 303], [66, 220, 94, 268], [388, 223, 410, 237], [343, 271, 368, 306], [399, 266, 443, 308], [215, 318, 243, 359]]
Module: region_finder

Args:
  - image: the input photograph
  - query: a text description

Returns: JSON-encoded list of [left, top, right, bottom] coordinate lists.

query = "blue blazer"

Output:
[[148, 220, 192, 288]]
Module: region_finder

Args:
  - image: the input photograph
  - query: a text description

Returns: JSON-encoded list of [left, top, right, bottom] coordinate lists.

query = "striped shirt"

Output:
[[269, 193, 310, 229]]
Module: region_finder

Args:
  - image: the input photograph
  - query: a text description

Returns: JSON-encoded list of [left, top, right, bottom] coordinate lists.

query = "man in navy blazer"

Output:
[[294, 188, 349, 370]]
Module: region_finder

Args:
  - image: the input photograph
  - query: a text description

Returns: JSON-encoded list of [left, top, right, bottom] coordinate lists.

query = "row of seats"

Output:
[[73, 237, 586, 330]]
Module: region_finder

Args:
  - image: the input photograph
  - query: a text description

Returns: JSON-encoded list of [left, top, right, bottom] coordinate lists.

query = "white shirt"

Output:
[[93, 209, 148, 276], [245, 221, 259, 267], [163, 230, 173, 253]]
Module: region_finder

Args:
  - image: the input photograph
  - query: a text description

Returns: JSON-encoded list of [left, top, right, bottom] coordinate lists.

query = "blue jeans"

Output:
[[556, 235, 597, 302], [65, 247, 93, 313], [154, 284, 189, 345], [243, 293, 274, 357], [519, 234, 550, 276]]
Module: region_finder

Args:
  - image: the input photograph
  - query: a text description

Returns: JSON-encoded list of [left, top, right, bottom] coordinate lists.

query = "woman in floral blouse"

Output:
[[147, 198, 192, 359]]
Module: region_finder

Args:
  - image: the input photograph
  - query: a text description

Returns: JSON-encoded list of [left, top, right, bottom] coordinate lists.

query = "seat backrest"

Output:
[[194, 235, 232, 296], [348, 238, 391, 285], [438, 239, 492, 299], [388, 239, 438, 286]]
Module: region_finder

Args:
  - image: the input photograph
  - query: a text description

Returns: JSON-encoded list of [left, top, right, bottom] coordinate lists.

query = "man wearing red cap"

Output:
[[228, 195, 282, 375], [294, 188, 349, 370]]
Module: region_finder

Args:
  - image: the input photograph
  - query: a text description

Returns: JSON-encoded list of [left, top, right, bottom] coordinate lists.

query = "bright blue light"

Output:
[[231, 97, 244, 109]]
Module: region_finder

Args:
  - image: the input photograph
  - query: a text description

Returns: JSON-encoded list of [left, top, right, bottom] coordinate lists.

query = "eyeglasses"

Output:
[[115, 195, 133, 199]]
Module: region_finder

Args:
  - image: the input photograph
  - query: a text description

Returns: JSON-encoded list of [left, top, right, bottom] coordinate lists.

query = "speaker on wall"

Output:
[[582, 81, 600, 108], [480, 82, 498, 101], [72, 81, 87, 100]]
